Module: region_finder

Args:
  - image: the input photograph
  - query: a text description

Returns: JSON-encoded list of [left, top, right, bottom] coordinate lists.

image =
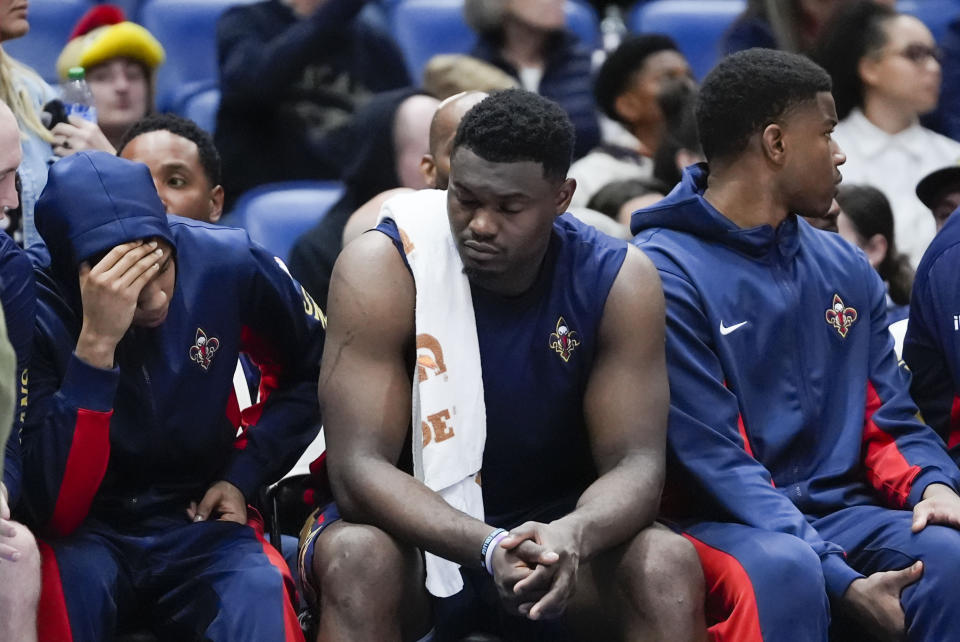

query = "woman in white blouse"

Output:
[[813, 1, 960, 267]]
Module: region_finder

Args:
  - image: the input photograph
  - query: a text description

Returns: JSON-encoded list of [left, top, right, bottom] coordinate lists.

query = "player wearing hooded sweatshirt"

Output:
[[634, 50, 960, 641], [21, 151, 323, 642]]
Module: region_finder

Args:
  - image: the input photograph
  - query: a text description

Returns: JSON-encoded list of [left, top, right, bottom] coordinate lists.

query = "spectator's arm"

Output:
[[217, 0, 368, 102]]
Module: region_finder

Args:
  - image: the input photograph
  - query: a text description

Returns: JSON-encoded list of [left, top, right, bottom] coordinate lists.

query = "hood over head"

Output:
[[631, 163, 800, 260], [35, 151, 174, 308]]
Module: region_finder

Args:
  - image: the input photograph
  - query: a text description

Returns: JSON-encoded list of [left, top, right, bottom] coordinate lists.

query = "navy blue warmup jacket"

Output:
[[633, 164, 960, 599], [21, 151, 325, 537]]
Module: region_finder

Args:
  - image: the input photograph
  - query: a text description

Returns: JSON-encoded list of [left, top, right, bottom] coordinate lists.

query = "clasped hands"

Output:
[[490, 519, 582, 622]]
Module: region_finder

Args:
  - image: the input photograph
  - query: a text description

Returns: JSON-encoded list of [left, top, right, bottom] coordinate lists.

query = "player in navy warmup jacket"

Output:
[[635, 49, 960, 641], [22, 151, 324, 642]]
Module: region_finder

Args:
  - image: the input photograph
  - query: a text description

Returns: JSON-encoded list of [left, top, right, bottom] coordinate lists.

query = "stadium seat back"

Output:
[[176, 84, 221, 135], [391, 0, 600, 82], [628, 0, 745, 80], [139, 0, 257, 111], [897, 0, 960, 43], [4, 0, 92, 83], [222, 181, 346, 264]]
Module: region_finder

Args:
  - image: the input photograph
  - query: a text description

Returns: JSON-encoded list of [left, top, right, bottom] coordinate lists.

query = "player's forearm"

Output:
[[331, 454, 497, 570], [553, 449, 663, 562]]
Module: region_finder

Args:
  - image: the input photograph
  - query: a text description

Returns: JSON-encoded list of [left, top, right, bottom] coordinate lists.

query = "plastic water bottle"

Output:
[[600, 6, 627, 53], [60, 67, 98, 123]]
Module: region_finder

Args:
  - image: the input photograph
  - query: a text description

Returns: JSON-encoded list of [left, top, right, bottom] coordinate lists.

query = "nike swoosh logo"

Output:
[[719, 320, 748, 335]]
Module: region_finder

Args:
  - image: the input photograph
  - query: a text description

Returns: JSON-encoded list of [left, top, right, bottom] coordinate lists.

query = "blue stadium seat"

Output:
[[390, 0, 600, 82], [221, 181, 346, 264], [139, 0, 257, 112], [174, 83, 221, 134], [897, 0, 960, 43], [4, 0, 93, 83], [628, 0, 745, 80]]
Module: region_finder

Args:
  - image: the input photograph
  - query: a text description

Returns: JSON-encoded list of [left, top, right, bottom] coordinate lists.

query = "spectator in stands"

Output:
[[422, 54, 517, 101], [570, 35, 693, 208], [216, 0, 411, 209], [23, 151, 325, 641], [836, 184, 914, 322], [0, 0, 57, 248], [53, 5, 165, 155], [288, 88, 438, 305], [465, 0, 600, 159], [117, 114, 225, 224], [813, 1, 960, 267], [652, 79, 702, 191], [0, 98, 39, 642], [724, 0, 894, 54], [341, 90, 487, 248], [586, 177, 666, 227], [915, 165, 960, 232]]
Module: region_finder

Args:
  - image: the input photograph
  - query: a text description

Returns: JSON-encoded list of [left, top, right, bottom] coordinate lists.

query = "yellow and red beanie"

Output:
[[56, 5, 165, 80]]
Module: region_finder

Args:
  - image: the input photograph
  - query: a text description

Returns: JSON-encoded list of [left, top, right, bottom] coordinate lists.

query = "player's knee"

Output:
[[0, 522, 40, 605], [313, 523, 406, 606], [754, 533, 825, 607], [620, 527, 705, 612]]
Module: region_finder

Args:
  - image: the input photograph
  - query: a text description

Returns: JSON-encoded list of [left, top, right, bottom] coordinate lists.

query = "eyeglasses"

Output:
[[892, 43, 943, 64]]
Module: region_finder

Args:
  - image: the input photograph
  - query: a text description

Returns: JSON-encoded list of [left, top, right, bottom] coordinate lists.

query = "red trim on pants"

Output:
[[684, 533, 764, 642], [37, 540, 74, 642], [248, 512, 305, 642]]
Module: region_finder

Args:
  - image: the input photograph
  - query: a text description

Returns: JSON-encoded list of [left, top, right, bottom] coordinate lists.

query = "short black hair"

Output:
[[452, 88, 574, 181], [117, 113, 222, 187], [810, 0, 896, 120], [594, 34, 680, 123], [697, 48, 832, 162]]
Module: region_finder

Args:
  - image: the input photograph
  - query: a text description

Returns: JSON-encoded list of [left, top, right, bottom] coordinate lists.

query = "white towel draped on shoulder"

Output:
[[378, 189, 487, 598]]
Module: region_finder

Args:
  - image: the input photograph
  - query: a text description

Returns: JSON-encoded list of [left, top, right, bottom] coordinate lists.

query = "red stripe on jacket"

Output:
[[948, 396, 960, 450], [48, 409, 112, 537], [862, 381, 921, 508]]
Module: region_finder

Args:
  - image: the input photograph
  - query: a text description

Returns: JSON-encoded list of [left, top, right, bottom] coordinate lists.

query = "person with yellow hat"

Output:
[[52, 4, 164, 156]]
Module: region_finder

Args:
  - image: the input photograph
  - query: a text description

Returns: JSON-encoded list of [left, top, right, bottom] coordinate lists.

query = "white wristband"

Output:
[[484, 530, 511, 575]]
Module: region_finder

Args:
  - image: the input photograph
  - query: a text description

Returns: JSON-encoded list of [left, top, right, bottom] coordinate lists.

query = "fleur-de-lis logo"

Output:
[[549, 316, 580, 362], [189, 328, 220, 370], [825, 294, 858, 338]]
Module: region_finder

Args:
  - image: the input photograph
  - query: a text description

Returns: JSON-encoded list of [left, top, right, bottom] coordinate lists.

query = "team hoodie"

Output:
[[21, 151, 325, 537], [632, 164, 960, 599]]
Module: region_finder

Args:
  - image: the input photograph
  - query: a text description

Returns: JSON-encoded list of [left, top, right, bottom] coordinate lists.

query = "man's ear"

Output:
[[555, 178, 576, 215], [761, 122, 787, 166], [208, 185, 225, 223], [419, 153, 437, 189]]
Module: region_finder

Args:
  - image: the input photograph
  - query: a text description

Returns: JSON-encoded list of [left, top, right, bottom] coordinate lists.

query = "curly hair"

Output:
[[452, 88, 574, 181], [117, 113, 221, 187], [696, 48, 831, 162], [594, 34, 680, 123], [810, 1, 896, 120]]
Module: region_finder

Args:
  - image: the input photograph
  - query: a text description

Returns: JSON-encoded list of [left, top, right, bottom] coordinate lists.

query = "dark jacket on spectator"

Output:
[[288, 87, 423, 308], [471, 31, 599, 159], [215, 0, 410, 208]]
